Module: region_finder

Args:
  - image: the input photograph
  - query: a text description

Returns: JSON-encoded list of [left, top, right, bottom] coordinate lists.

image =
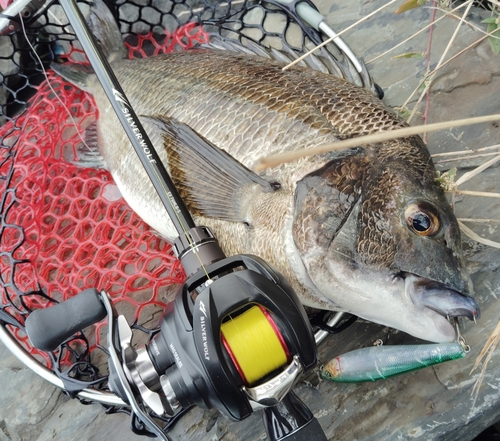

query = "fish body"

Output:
[[54, 4, 480, 343]]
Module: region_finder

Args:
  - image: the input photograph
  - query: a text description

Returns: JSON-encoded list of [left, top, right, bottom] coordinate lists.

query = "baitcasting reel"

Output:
[[141, 253, 316, 420], [26, 236, 323, 440]]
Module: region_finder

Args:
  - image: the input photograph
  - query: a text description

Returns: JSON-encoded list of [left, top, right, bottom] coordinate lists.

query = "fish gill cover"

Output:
[[0, 0, 333, 397]]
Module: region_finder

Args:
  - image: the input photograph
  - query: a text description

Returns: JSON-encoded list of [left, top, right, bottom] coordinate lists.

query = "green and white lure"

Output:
[[322, 339, 469, 383]]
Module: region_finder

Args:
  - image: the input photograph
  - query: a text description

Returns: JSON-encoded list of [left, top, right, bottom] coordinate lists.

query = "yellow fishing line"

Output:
[[221, 306, 288, 385]]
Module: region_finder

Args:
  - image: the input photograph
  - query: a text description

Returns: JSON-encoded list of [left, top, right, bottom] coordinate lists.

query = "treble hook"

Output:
[[455, 317, 471, 353]]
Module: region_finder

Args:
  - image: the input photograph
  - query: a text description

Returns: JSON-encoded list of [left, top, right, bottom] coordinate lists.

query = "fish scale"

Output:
[[358, 169, 399, 268]]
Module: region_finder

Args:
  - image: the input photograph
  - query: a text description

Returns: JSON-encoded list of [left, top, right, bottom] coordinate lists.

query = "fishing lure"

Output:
[[322, 339, 469, 383]]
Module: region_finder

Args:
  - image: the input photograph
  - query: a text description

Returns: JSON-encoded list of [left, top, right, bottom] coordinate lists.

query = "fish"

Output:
[[52, 0, 480, 343]]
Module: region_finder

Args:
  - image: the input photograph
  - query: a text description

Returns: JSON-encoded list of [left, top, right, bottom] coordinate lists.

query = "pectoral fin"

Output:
[[143, 116, 279, 223]]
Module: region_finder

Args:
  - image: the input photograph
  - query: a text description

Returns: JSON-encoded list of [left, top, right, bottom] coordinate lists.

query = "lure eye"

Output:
[[405, 202, 440, 236]]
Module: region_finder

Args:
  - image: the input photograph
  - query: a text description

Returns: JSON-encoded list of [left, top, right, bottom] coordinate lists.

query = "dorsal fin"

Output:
[[200, 35, 376, 95]]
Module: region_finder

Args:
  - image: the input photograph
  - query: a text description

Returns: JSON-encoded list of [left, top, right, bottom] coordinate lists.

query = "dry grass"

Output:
[[255, 114, 500, 170]]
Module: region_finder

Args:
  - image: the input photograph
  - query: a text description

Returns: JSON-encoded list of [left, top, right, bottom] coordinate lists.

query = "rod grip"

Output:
[[25, 288, 107, 351]]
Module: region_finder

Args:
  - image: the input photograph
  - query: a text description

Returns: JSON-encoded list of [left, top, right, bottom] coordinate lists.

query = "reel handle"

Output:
[[25, 288, 107, 351], [263, 391, 327, 441]]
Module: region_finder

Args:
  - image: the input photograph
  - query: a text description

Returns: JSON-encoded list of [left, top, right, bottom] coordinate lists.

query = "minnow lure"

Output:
[[322, 341, 468, 383]]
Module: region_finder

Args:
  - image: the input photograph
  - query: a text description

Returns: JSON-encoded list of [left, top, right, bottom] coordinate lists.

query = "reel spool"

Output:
[[221, 305, 291, 386]]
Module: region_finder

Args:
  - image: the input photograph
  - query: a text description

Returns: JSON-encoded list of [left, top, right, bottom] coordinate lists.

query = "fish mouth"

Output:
[[405, 273, 480, 333]]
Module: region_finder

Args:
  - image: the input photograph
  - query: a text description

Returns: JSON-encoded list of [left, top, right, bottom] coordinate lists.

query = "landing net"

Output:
[[0, 0, 327, 395]]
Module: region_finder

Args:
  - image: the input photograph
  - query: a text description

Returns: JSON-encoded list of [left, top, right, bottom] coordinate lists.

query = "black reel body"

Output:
[[123, 254, 317, 421]]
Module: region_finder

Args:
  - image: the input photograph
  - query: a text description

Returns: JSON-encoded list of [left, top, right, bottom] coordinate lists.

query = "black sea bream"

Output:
[[55, 2, 479, 343]]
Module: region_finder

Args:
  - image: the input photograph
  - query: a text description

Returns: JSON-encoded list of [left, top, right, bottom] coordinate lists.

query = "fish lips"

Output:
[[405, 274, 480, 322]]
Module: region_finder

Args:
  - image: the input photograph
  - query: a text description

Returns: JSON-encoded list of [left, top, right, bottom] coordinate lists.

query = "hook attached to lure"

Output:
[[322, 330, 470, 383]]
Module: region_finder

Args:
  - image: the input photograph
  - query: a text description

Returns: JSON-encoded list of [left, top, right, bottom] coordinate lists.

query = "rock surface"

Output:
[[1, 0, 500, 440]]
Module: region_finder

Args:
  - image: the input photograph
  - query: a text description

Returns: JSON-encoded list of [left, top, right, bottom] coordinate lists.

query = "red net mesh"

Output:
[[0, 24, 209, 368]]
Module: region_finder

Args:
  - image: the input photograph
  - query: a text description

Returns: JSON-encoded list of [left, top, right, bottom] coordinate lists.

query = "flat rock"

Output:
[[1, 1, 500, 440]]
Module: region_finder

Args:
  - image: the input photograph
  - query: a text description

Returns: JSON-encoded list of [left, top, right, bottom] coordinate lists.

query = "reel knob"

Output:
[[25, 288, 106, 351]]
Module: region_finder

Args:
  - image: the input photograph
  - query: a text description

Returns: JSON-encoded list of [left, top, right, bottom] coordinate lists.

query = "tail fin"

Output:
[[87, 0, 127, 62]]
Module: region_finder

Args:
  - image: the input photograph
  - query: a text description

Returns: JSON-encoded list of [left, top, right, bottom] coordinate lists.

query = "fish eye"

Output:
[[404, 202, 440, 236]]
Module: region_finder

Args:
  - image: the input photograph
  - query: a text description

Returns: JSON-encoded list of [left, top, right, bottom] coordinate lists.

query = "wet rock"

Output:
[[1, 1, 500, 440]]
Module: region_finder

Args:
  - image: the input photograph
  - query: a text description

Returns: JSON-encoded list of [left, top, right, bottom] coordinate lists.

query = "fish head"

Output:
[[292, 142, 479, 343]]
